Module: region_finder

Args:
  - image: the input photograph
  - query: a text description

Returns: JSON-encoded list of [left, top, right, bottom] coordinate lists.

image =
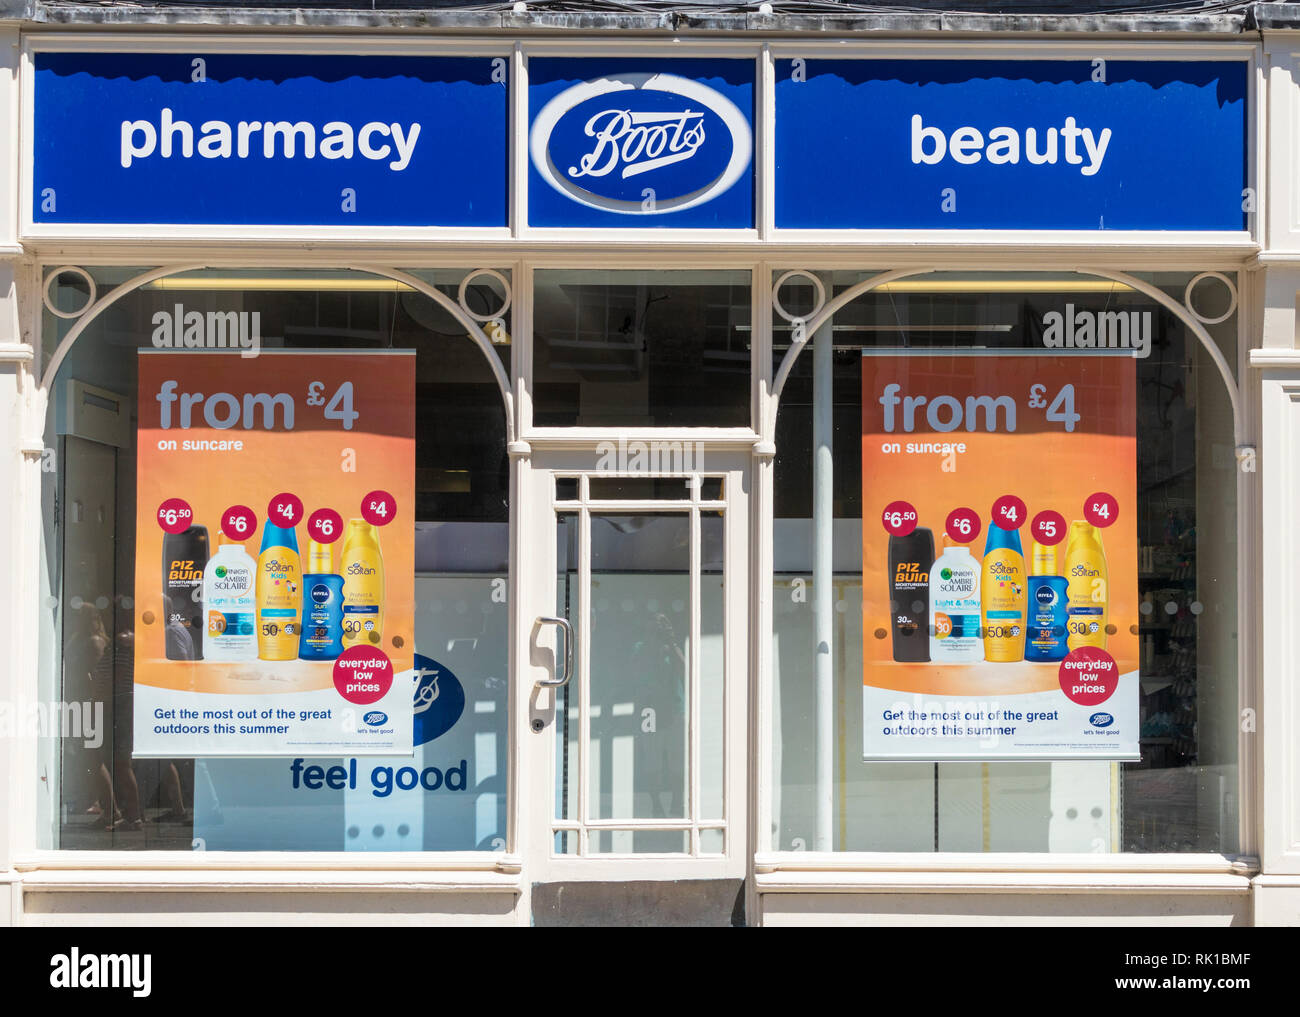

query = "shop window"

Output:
[[532, 269, 751, 427], [770, 270, 1240, 853], [39, 267, 511, 852]]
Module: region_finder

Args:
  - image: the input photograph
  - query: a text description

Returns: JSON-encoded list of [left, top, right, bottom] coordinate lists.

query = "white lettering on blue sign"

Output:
[[910, 114, 1112, 177], [119, 108, 422, 171]]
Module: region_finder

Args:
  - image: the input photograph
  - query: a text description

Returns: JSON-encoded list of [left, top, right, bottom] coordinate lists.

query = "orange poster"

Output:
[[861, 350, 1138, 760], [135, 349, 414, 757]]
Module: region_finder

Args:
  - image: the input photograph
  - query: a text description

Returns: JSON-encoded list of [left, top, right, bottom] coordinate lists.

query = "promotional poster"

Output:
[[134, 349, 415, 757], [862, 349, 1139, 760]]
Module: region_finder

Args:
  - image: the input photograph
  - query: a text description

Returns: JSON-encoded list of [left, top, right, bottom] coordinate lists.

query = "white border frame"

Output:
[[4, 26, 1268, 927]]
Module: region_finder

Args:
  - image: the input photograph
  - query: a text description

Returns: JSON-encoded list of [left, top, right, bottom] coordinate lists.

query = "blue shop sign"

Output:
[[528, 58, 755, 228], [32, 52, 509, 228], [775, 59, 1248, 231]]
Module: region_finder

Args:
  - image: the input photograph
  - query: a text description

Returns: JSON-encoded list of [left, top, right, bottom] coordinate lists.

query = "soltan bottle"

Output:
[[256, 520, 301, 661], [980, 523, 1027, 663], [340, 519, 385, 650], [1065, 521, 1109, 650]]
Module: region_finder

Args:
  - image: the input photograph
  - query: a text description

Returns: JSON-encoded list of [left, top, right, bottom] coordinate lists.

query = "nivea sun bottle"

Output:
[[887, 527, 934, 663], [341, 520, 385, 650], [256, 520, 301, 661], [980, 523, 1027, 663], [299, 539, 344, 661], [1025, 541, 1069, 662]]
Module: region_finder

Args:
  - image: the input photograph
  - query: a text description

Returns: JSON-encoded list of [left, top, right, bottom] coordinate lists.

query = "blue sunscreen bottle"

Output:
[[298, 538, 345, 661], [1025, 540, 1069, 663]]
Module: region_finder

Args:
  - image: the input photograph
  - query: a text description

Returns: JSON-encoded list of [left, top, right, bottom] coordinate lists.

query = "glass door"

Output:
[[521, 455, 749, 887]]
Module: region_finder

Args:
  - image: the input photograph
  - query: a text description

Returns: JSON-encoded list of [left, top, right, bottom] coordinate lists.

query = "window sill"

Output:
[[14, 850, 522, 882], [753, 852, 1258, 894]]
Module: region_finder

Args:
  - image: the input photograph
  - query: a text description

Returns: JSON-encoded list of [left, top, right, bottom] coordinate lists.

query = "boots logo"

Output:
[[530, 73, 751, 215]]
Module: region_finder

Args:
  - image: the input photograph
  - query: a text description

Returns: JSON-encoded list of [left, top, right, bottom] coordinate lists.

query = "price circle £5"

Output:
[[1030, 510, 1067, 546], [881, 500, 918, 537], [307, 508, 343, 544], [362, 490, 397, 527], [944, 507, 981, 545], [157, 497, 194, 534], [1084, 492, 1119, 528]]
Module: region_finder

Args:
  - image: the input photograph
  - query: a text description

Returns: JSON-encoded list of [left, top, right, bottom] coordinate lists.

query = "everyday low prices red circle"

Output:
[[220, 505, 257, 542], [944, 507, 981, 544], [881, 500, 918, 537], [1059, 647, 1119, 706], [333, 646, 394, 705], [157, 498, 194, 534], [991, 494, 1027, 530], [307, 508, 343, 544], [268, 493, 303, 529], [1030, 510, 1067, 546], [362, 490, 397, 527], [1084, 491, 1119, 528]]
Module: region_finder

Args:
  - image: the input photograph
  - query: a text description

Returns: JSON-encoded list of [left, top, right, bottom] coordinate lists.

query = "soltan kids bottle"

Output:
[[256, 520, 302, 661], [340, 519, 385, 650], [980, 523, 1027, 663], [1065, 521, 1109, 650]]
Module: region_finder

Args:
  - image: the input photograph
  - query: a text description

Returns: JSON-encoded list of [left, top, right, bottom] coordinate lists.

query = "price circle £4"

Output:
[[307, 508, 343, 545], [944, 507, 981, 545], [1084, 492, 1119, 528], [157, 497, 194, 534], [881, 500, 918, 537], [220, 505, 257, 542], [362, 490, 397, 527], [991, 494, 1027, 530], [267, 493, 303, 529]]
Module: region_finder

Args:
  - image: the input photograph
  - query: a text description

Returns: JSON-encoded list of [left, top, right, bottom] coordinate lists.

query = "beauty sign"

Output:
[[134, 350, 415, 757], [861, 350, 1139, 760]]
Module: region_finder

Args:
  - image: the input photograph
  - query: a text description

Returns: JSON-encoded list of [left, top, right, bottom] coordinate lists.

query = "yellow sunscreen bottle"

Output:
[[256, 520, 302, 661], [980, 522, 1026, 663], [1065, 520, 1109, 650], [341, 519, 385, 650]]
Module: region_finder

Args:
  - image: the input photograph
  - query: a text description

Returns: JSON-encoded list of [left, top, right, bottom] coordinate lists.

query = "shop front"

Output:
[[0, 19, 1294, 926]]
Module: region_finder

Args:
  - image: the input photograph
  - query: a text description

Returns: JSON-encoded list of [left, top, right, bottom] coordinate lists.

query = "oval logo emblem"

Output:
[[363, 711, 388, 727], [1089, 712, 1114, 728], [530, 73, 751, 215]]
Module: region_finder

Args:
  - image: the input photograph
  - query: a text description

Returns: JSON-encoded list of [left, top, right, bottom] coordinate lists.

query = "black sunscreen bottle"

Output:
[[163, 524, 209, 661], [888, 527, 934, 663]]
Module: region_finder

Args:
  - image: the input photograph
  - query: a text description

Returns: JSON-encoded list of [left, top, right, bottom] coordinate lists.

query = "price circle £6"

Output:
[[308, 508, 344, 544]]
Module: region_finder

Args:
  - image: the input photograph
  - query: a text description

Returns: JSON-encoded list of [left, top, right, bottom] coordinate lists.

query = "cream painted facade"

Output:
[[0, 9, 1298, 926]]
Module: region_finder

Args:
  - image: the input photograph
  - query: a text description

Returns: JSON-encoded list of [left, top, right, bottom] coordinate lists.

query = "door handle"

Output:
[[534, 616, 574, 688]]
